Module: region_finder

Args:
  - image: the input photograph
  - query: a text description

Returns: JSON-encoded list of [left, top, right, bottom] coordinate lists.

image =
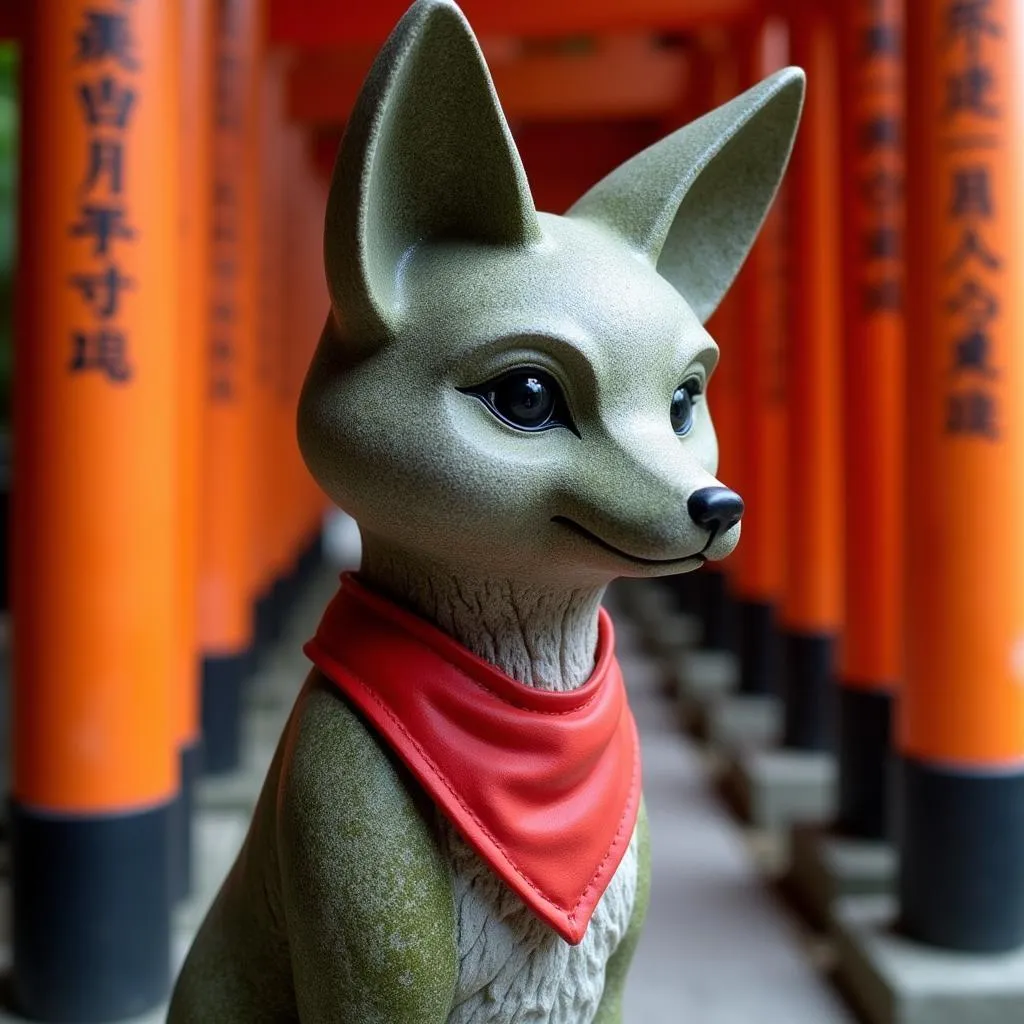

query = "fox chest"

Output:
[[440, 817, 638, 1024]]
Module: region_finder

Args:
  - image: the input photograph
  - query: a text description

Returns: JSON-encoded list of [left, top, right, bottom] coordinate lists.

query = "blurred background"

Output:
[[2, 1, 1024, 1023]]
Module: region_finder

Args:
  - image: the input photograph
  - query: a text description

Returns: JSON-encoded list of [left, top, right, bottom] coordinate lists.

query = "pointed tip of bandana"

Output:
[[306, 574, 642, 942]]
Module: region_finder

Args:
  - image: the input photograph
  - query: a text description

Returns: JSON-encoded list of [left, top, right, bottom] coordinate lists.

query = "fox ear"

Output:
[[567, 68, 804, 324], [324, 0, 541, 341]]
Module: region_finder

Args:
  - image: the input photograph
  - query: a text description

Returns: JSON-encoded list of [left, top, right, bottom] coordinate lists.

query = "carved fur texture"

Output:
[[442, 821, 641, 1023]]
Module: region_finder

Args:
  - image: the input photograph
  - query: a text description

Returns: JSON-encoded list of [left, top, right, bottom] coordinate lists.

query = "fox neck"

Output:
[[359, 535, 605, 692]]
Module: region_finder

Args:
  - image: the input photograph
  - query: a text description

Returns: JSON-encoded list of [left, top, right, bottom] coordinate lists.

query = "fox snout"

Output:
[[688, 486, 744, 545]]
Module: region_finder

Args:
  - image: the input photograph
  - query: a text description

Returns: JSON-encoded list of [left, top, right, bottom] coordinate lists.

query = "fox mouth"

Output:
[[552, 516, 707, 566]]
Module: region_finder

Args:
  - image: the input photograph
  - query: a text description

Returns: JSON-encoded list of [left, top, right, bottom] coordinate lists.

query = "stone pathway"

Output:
[[608, 590, 853, 1022]]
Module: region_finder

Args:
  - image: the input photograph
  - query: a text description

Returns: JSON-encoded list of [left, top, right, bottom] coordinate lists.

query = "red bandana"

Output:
[[303, 574, 641, 945]]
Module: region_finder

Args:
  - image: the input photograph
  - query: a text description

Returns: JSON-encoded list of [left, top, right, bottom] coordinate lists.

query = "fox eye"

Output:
[[671, 378, 702, 436], [460, 368, 577, 434]]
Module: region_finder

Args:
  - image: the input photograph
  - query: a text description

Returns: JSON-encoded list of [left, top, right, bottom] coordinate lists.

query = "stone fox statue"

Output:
[[168, 2, 803, 1021]]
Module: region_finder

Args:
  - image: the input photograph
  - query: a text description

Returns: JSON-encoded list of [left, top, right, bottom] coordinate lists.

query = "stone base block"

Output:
[[725, 747, 836, 829], [674, 648, 738, 700], [702, 692, 780, 751], [674, 649, 739, 733], [643, 612, 702, 657], [196, 768, 266, 813], [615, 580, 674, 621], [788, 824, 896, 928], [833, 895, 1024, 1024]]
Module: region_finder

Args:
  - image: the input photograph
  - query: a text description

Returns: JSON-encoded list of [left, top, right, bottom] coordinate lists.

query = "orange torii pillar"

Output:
[[837, 3, 1024, 1011], [271, 72, 308, 616], [259, 51, 294, 634], [242, 3, 268, 656], [731, 0, 844, 825], [282, 126, 315, 592], [779, 0, 844, 755], [172, 0, 213, 903], [301, 159, 331, 571], [732, 17, 789, 708], [897, 0, 1024, 953], [692, 34, 744, 666], [289, 114, 327, 591], [657, 42, 716, 631], [13, 1, 179, 1018], [249, 12, 286, 666], [789, 0, 904, 922], [834, 0, 904, 841], [280, 123, 308, 599], [198, 0, 259, 775], [293, 131, 326, 584], [642, 33, 745, 672]]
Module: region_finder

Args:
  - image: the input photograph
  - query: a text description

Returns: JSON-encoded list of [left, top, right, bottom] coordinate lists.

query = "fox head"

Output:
[[299, 0, 804, 588]]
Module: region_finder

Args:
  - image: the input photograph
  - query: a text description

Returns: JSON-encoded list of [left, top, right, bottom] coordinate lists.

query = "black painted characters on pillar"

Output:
[[68, 3, 138, 383], [857, 2, 904, 320], [210, 2, 241, 402], [942, 0, 1004, 440]]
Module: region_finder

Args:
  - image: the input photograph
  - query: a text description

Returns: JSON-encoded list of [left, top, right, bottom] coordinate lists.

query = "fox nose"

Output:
[[687, 486, 744, 536]]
